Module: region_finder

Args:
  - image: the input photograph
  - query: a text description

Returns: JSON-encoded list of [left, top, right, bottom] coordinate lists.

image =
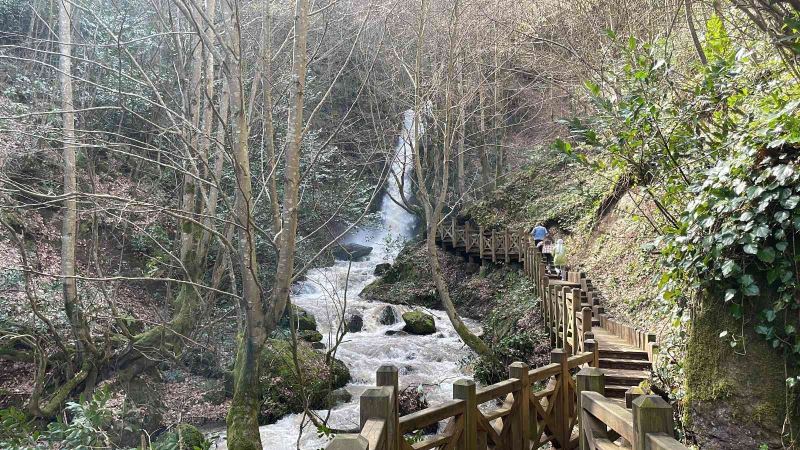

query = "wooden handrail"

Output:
[[577, 368, 689, 450], [328, 221, 672, 449]]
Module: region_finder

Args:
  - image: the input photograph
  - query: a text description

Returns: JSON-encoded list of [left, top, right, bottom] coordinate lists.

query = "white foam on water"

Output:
[[211, 110, 477, 449]]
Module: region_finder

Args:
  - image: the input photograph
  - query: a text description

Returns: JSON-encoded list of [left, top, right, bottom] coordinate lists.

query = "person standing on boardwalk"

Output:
[[531, 223, 548, 246]]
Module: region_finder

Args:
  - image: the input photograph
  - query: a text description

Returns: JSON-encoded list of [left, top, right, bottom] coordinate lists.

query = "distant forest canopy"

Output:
[[0, 0, 799, 449]]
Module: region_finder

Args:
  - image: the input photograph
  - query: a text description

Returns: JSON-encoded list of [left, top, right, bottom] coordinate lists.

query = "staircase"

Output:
[[594, 327, 651, 398]]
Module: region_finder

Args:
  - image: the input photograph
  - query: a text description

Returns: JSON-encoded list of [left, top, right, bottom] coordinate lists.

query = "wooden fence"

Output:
[[325, 220, 686, 450], [328, 347, 598, 450]]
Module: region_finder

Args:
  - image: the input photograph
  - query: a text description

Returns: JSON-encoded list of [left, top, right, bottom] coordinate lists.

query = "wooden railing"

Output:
[[326, 220, 679, 449], [328, 346, 599, 450], [576, 368, 688, 450]]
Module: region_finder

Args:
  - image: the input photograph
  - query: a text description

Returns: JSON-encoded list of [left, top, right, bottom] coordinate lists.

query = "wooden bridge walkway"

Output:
[[326, 220, 683, 450]]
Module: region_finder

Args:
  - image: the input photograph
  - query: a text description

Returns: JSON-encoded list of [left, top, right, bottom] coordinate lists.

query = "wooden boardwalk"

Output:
[[325, 220, 683, 450]]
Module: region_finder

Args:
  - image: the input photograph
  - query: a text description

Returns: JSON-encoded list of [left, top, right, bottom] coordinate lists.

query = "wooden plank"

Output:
[[568, 352, 594, 368], [400, 400, 465, 433], [581, 392, 634, 442], [530, 362, 561, 382], [647, 433, 690, 450], [411, 433, 451, 450], [476, 378, 522, 404], [360, 418, 386, 450]]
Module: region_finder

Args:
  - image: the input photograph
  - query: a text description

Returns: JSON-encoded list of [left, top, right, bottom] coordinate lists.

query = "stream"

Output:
[[212, 111, 479, 449]]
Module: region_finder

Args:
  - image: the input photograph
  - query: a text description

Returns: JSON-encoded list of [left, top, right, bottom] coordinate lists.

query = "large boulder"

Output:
[[347, 314, 364, 332], [374, 263, 392, 276], [402, 311, 436, 335], [299, 329, 323, 343], [333, 243, 373, 261], [153, 424, 210, 450], [280, 305, 317, 331], [378, 306, 398, 325], [259, 339, 350, 423]]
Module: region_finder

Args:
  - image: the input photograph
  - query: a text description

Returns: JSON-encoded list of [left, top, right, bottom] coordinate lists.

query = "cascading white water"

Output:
[[212, 110, 477, 449]]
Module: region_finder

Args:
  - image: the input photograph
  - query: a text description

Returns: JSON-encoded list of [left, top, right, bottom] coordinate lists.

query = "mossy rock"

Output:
[[299, 329, 323, 343], [259, 339, 350, 423], [402, 311, 436, 335], [154, 424, 209, 450], [686, 293, 798, 449], [279, 305, 317, 331]]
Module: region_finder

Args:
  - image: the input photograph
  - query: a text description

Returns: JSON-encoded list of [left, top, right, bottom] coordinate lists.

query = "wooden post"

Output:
[[491, 229, 497, 262], [584, 338, 599, 368], [551, 349, 570, 447], [570, 288, 582, 355], [326, 435, 369, 450], [632, 395, 675, 450], [576, 367, 605, 450], [360, 386, 391, 428], [504, 229, 511, 263], [581, 307, 592, 351], [625, 386, 646, 409], [479, 226, 485, 259], [453, 379, 477, 450], [509, 362, 530, 448], [376, 365, 399, 450]]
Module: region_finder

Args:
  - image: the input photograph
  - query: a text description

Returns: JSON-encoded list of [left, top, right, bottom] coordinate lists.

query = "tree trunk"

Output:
[[58, 0, 93, 364], [267, 0, 309, 331], [684, 0, 707, 66]]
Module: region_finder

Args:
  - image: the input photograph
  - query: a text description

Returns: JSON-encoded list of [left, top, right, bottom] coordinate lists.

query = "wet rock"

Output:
[[333, 243, 373, 261], [347, 314, 364, 333], [259, 339, 350, 424], [378, 306, 398, 325], [325, 388, 353, 408], [374, 263, 392, 276], [402, 311, 436, 335], [385, 329, 408, 337], [311, 342, 326, 350], [299, 329, 323, 343], [280, 305, 317, 331]]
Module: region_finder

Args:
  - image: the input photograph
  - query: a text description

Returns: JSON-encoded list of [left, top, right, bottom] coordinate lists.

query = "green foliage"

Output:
[[0, 390, 119, 450], [471, 274, 549, 385], [47, 389, 115, 450], [0, 407, 44, 450]]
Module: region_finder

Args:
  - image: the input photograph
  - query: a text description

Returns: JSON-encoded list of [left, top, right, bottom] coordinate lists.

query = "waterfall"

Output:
[[380, 109, 419, 240], [211, 110, 477, 450]]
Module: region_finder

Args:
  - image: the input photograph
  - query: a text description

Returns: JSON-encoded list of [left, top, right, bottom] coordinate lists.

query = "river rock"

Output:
[[402, 311, 436, 335], [259, 340, 350, 424], [374, 263, 392, 276], [311, 342, 326, 350], [299, 329, 323, 343], [378, 306, 398, 325], [280, 305, 317, 331], [333, 243, 373, 261], [385, 329, 408, 337], [346, 314, 363, 332]]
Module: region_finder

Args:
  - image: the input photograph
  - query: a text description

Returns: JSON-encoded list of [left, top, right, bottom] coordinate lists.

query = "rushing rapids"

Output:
[[212, 111, 479, 449]]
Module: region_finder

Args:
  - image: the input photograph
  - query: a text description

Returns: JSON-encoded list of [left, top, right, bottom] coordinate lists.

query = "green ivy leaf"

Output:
[[765, 309, 777, 322], [757, 247, 776, 263], [724, 289, 736, 302], [743, 283, 760, 296], [743, 244, 758, 255]]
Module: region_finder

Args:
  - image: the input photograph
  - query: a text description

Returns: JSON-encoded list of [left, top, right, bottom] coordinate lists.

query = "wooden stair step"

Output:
[[601, 368, 649, 386], [605, 385, 633, 399], [598, 349, 649, 361], [599, 358, 652, 371]]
